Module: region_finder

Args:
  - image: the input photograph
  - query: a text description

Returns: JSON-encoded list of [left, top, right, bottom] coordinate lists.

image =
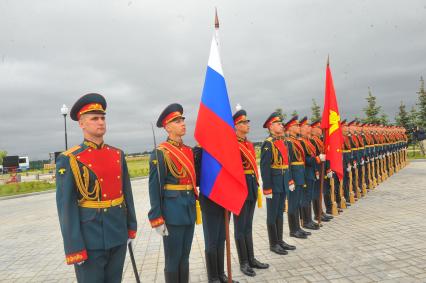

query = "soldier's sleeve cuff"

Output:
[[288, 179, 295, 186], [263, 188, 272, 195], [326, 169, 332, 174], [128, 229, 137, 239], [150, 216, 165, 228], [66, 249, 88, 265]]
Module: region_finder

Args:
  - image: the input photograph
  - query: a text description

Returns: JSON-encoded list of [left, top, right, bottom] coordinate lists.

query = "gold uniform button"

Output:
[[88, 149, 92, 152], [103, 194, 107, 197], [117, 160, 120, 163], [117, 176, 121, 179], [107, 147, 110, 150], [120, 190, 122, 194], [89, 164, 92, 167], [119, 205, 122, 208], [100, 178, 103, 182], [104, 209, 107, 212], [77, 156, 80, 159]]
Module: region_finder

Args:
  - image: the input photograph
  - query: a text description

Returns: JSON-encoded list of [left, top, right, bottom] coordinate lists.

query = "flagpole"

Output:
[[215, 9, 232, 283], [318, 129, 325, 225]]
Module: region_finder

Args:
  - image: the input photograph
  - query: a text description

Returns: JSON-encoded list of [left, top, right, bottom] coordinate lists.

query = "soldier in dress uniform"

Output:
[[284, 116, 311, 239], [56, 93, 138, 283], [298, 117, 325, 230], [193, 143, 237, 282], [341, 120, 353, 206], [148, 103, 197, 282], [310, 120, 336, 220], [260, 112, 297, 254], [232, 108, 269, 277]]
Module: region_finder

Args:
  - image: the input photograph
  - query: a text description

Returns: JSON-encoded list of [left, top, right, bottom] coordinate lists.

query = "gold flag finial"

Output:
[[215, 8, 219, 29], [327, 55, 330, 66]]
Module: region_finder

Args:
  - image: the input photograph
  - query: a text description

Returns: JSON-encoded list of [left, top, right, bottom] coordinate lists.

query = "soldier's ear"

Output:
[[78, 116, 86, 129]]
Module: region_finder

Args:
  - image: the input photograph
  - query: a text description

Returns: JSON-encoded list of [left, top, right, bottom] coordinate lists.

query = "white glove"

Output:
[[127, 238, 133, 246], [327, 171, 333, 179], [155, 224, 169, 237], [353, 163, 357, 169], [360, 159, 365, 166], [387, 152, 391, 156], [76, 261, 85, 266], [380, 155, 384, 159], [371, 157, 375, 161], [289, 183, 295, 191], [265, 193, 273, 199], [319, 154, 326, 162], [347, 166, 351, 172]]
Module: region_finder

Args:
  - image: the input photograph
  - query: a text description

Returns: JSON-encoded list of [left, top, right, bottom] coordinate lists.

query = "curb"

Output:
[[0, 176, 148, 201]]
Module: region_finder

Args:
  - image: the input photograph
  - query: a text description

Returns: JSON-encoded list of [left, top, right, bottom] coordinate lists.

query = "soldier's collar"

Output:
[[237, 136, 246, 142], [83, 139, 104, 149], [167, 138, 183, 147]]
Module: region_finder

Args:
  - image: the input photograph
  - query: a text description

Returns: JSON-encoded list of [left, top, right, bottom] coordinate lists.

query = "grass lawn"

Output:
[[0, 181, 54, 197], [126, 156, 150, 178]]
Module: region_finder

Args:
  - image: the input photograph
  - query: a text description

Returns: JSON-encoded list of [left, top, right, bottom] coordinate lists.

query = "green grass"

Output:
[[126, 156, 150, 178], [0, 181, 54, 197]]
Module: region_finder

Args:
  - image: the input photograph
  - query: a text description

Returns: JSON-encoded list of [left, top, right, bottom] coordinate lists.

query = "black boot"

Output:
[[235, 237, 256, 276], [179, 263, 189, 283], [267, 224, 288, 255], [289, 213, 307, 239], [295, 209, 311, 236], [276, 218, 296, 250], [246, 234, 269, 269], [165, 271, 179, 283], [302, 206, 319, 230], [217, 245, 239, 283], [205, 251, 220, 283]]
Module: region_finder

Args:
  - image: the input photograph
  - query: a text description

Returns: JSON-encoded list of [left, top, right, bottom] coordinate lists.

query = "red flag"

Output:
[[321, 58, 344, 180]]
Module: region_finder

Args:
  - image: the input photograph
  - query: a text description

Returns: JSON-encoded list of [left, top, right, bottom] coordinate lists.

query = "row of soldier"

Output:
[[55, 93, 408, 283]]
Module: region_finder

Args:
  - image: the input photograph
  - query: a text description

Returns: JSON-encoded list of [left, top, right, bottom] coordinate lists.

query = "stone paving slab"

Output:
[[0, 161, 425, 282]]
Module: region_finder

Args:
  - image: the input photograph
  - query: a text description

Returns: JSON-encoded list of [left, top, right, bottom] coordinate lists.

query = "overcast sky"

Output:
[[0, 0, 425, 160]]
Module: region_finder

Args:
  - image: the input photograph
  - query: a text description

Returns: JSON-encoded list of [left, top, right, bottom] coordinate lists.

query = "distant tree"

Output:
[[395, 101, 409, 129], [311, 99, 321, 122], [408, 106, 418, 131], [379, 112, 389, 125], [362, 87, 382, 124], [0, 150, 7, 165], [416, 76, 426, 129], [291, 110, 299, 117]]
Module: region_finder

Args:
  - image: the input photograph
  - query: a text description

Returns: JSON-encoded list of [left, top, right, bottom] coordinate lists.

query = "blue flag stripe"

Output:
[[200, 150, 221, 197], [200, 66, 234, 128]]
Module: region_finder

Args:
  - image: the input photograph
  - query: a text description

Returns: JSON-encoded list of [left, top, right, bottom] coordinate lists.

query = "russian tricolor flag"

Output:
[[194, 19, 248, 215]]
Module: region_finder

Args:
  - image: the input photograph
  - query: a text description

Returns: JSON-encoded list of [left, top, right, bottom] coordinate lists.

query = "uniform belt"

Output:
[[290, 162, 304, 166], [164, 184, 193, 191], [359, 147, 365, 149], [352, 148, 359, 151], [365, 145, 373, 148], [244, 169, 255, 174], [271, 165, 289, 169], [79, 195, 124, 209], [342, 150, 351, 153]]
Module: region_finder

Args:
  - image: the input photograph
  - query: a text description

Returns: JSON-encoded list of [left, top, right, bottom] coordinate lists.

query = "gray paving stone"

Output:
[[0, 161, 425, 282]]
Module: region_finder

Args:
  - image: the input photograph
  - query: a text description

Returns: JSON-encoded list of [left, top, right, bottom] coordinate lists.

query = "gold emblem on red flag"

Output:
[[329, 110, 340, 135]]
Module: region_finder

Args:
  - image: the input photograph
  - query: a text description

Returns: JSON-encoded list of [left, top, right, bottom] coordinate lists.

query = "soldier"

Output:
[[148, 103, 197, 282], [260, 112, 297, 254], [284, 116, 311, 239], [232, 108, 269, 277], [298, 117, 324, 230], [194, 145, 237, 282], [341, 120, 354, 206], [310, 120, 336, 220], [56, 93, 137, 283]]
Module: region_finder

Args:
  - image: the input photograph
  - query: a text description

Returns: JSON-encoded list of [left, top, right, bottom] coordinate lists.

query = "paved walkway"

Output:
[[1, 161, 426, 282]]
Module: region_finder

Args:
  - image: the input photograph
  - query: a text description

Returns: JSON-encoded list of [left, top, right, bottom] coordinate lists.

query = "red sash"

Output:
[[273, 139, 289, 165], [239, 141, 259, 181], [301, 138, 317, 157], [344, 136, 351, 150], [158, 142, 197, 195], [289, 137, 305, 161], [351, 135, 359, 147], [312, 136, 324, 153]]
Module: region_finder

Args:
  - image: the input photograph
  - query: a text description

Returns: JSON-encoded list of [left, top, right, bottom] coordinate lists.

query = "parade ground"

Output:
[[0, 160, 425, 283]]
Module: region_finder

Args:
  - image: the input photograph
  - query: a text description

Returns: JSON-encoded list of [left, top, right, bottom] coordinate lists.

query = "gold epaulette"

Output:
[[266, 137, 273, 142], [62, 145, 81, 157]]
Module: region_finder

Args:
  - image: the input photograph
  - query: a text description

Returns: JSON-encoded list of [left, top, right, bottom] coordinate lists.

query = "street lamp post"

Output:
[[61, 104, 69, 150]]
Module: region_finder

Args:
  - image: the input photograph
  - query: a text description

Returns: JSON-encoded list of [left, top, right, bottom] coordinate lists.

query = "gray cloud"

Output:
[[0, 0, 425, 160]]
